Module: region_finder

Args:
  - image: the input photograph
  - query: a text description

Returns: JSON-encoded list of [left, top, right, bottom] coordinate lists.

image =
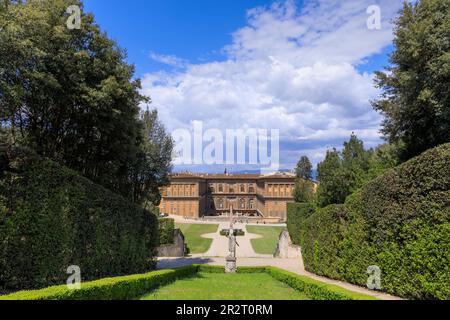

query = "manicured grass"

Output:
[[141, 272, 310, 300], [175, 223, 219, 254], [1, 265, 377, 300], [247, 226, 286, 254]]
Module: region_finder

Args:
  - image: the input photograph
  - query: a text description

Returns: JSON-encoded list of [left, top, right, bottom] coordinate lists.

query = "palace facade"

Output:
[[158, 173, 296, 222]]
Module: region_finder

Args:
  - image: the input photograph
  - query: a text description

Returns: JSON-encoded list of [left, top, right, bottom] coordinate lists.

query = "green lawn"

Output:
[[141, 273, 309, 300], [247, 226, 286, 254], [175, 223, 219, 254]]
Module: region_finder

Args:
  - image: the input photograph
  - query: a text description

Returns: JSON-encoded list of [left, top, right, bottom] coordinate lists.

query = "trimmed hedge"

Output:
[[158, 218, 175, 246], [0, 266, 197, 300], [0, 265, 375, 300], [0, 150, 159, 291], [265, 267, 376, 300], [219, 229, 245, 236], [286, 203, 316, 245], [297, 143, 450, 300]]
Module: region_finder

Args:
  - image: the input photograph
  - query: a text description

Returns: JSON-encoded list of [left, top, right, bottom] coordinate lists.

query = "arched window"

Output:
[[218, 198, 224, 209], [240, 184, 245, 193]]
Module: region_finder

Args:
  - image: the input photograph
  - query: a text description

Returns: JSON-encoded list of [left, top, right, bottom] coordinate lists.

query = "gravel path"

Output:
[[199, 222, 272, 258]]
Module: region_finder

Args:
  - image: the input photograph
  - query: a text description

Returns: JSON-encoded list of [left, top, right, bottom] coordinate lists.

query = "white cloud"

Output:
[[141, 0, 403, 168], [149, 52, 188, 68]]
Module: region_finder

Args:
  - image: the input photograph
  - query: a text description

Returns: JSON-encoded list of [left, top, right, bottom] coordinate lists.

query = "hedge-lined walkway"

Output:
[[164, 216, 402, 300], [156, 256, 402, 300]]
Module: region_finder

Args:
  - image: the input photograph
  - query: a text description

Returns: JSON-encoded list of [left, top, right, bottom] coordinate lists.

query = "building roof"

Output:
[[170, 172, 296, 180]]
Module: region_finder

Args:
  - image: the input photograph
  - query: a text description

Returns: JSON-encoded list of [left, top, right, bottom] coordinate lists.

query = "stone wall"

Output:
[[274, 230, 301, 258], [156, 229, 187, 257]]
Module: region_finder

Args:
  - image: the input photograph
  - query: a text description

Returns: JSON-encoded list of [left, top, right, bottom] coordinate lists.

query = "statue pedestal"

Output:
[[225, 256, 237, 273]]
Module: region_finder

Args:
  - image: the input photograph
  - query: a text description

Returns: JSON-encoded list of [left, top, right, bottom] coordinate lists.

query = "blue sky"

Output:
[[83, 0, 403, 173], [85, 0, 392, 76], [85, 0, 276, 76]]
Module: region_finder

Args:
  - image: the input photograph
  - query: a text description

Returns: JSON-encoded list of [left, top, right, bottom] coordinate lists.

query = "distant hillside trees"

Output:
[[0, 0, 172, 205], [373, 0, 450, 161]]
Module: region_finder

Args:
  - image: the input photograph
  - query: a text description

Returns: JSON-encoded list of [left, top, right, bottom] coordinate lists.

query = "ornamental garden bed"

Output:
[[0, 265, 376, 301], [219, 229, 245, 236]]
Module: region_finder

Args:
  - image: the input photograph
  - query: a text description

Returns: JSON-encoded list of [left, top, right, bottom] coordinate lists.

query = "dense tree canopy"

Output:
[[316, 148, 349, 207], [0, 0, 173, 204], [373, 0, 450, 160], [342, 134, 369, 194], [131, 109, 174, 206], [315, 134, 397, 208]]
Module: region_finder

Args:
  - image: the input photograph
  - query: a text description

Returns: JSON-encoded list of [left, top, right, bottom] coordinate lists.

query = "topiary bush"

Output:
[[297, 143, 450, 300], [158, 218, 175, 246], [0, 150, 159, 291]]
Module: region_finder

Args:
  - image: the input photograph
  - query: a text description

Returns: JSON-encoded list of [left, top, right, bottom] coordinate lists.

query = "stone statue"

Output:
[[228, 226, 236, 258], [225, 206, 238, 273]]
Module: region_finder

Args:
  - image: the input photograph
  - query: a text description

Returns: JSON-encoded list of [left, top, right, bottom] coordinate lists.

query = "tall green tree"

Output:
[[295, 156, 313, 180], [130, 109, 174, 206], [372, 0, 450, 160], [342, 133, 370, 193], [316, 149, 349, 207], [0, 0, 173, 203], [293, 155, 315, 203], [316, 134, 379, 207]]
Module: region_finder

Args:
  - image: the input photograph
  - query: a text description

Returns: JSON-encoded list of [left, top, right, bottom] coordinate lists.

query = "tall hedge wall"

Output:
[[0, 150, 159, 291], [295, 143, 450, 300], [286, 203, 316, 245]]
